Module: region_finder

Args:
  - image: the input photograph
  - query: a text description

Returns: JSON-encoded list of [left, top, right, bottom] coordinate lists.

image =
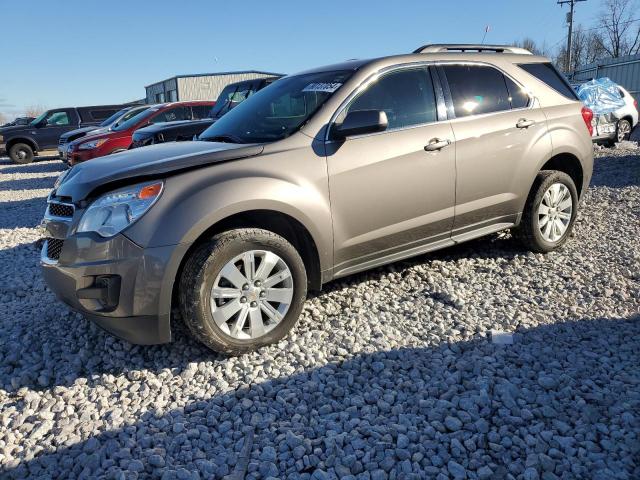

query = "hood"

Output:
[[56, 140, 263, 202], [60, 126, 102, 140], [134, 119, 214, 135], [0, 124, 32, 135]]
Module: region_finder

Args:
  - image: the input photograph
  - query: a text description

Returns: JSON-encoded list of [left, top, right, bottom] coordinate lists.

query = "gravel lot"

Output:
[[0, 144, 638, 480]]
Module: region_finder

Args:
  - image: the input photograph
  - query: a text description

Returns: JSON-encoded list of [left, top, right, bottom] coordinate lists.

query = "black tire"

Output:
[[179, 228, 307, 354], [514, 171, 579, 253], [616, 119, 632, 143], [9, 143, 34, 164]]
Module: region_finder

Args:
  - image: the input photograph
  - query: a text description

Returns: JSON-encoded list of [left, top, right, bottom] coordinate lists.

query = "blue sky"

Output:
[[1, 0, 601, 117]]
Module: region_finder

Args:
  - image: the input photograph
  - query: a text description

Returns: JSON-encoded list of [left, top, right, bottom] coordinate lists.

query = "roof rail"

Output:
[[414, 44, 533, 55]]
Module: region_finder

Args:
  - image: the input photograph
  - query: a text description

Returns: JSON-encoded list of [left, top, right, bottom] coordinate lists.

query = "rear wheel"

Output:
[[179, 228, 307, 354], [9, 143, 34, 164], [514, 171, 578, 253], [616, 119, 631, 143]]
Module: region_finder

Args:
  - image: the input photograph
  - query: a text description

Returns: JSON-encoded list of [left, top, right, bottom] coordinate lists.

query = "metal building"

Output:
[[145, 70, 283, 104], [570, 53, 640, 102]]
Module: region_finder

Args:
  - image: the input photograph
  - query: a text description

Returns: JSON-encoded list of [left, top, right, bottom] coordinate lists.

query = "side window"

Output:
[[91, 109, 118, 121], [192, 105, 212, 119], [338, 67, 437, 130], [45, 111, 70, 126], [504, 76, 530, 109], [151, 106, 190, 124], [442, 65, 511, 117]]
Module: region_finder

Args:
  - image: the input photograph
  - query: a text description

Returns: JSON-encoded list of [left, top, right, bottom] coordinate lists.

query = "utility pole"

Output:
[[558, 0, 586, 72]]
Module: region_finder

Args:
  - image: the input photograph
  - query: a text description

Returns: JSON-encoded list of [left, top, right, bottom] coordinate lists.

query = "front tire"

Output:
[[179, 228, 307, 354], [9, 143, 34, 164], [514, 171, 578, 253]]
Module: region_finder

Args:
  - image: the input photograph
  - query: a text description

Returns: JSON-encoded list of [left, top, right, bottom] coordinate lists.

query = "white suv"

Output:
[[614, 86, 639, 143]]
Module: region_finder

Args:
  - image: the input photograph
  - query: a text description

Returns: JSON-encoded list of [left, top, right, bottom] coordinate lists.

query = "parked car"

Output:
[[58, 105, 150, 163], [130, 77, 279, 149], [0, 105, 126, 164], [65, 101, 215, 165], [41, 44, 593, 354], [1, 116, 35, 128], [574, 79, 639, 145]]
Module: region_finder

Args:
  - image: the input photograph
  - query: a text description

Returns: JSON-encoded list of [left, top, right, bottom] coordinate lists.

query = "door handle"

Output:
[[424, 138, 451, 151], [516, 118, 535, 129]]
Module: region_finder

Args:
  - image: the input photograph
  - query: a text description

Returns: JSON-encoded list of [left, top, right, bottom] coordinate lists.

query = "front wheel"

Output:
[[179, 228, 307, 354], [9, 143, 34, 164], [514, 171, 578, 253]]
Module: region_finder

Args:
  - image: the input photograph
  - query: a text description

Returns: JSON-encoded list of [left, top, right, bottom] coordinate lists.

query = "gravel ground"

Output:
[[0, 143, 638, 480]]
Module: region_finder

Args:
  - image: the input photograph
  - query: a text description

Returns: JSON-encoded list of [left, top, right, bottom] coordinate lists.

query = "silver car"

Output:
[[41, 44, 594, 353]]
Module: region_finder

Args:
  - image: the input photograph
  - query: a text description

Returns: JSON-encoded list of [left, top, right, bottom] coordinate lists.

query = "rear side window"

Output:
[[339, 67, 437, 130], [150, 106, 191, 124], [192, 105, 212, 119], [518, 63, 579, 100], [90, 109, 118, 121], [442, 65, 511, 117]]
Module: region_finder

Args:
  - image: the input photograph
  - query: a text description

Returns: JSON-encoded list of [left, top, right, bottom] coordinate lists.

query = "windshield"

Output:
[[30, 111, 48, 126], [112, 108, 157, 132], [209, 82, 255, 119], [200, 70, 352, 143], [99, 108, 129, 127]]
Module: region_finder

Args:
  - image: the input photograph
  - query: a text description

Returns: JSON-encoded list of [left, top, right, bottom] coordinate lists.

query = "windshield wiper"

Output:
[[203, 134, 245, 144]]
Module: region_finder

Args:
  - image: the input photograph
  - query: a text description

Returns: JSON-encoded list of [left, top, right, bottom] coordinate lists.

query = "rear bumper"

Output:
[[40, 233, 185, 345]]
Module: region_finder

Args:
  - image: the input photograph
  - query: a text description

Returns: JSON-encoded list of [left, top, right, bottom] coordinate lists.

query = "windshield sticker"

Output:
[[302, 82, 342, 93]]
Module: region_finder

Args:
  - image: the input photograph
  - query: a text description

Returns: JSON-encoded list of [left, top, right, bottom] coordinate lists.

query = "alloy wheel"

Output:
[[538, 183, 573, 243], [210, 250, 294, 340], [617, 120, 631, 143]]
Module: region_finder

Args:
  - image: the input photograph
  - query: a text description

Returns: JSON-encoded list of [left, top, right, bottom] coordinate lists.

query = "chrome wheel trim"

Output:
[[538, 183, 573, 243], [210, 250, 293, 340], [617, 120, 630, 142]]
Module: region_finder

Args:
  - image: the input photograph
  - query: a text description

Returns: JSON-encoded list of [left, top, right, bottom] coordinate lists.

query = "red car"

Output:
[[66, 101, 214, 165]]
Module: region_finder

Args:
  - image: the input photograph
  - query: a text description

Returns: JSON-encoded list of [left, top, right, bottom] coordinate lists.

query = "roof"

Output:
[[145, 70, 285, 89]]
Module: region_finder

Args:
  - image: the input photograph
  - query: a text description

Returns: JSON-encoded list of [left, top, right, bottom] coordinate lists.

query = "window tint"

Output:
[[504, 76, 530, 109], [442, 65, 511, 117], [518, 63, 579, 100], [192, 105, 212, 119], [150, 106, 191, 124], [339, 68, 437, 130], [91, 109, 118, 121], [45, 111, 70, 126]]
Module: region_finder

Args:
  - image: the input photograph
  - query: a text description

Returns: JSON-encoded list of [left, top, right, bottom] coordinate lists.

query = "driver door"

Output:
[[37, 110, 73, 149], [326, 66, 456, 277]]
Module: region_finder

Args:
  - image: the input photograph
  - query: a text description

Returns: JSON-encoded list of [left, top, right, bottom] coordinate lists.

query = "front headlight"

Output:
[[78, 138, 108, 150], [77, 181, 163, 237]]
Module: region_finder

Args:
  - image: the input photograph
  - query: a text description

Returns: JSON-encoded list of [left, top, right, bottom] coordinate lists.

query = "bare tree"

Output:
[[0, 111, 6, 125], [24, 104, 46, 118], [596, 0, 640, 58], [513, 37, 545, 55]]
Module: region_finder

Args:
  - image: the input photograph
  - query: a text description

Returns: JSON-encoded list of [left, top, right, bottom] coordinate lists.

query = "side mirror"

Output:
[[333, 110, 388, 139]]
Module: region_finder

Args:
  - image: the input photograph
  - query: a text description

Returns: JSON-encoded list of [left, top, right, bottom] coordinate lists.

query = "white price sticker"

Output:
[[302, 82, 342, 93]]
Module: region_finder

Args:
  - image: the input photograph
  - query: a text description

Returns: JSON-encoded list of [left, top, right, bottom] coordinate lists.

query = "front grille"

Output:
[[48, 202, 74, 218], [58, 137, 66, 146], [46, 238, 64, 260]]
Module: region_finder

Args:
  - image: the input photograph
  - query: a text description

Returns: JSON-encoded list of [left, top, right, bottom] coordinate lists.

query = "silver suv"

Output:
[[41, 44, 594, 353]]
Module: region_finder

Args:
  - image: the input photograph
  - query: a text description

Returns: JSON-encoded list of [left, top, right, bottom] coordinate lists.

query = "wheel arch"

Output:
[[6, 136, 38, 153], [539, 152, 584, 197]]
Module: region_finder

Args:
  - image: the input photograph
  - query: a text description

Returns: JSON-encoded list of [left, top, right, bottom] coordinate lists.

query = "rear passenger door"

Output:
[[439, 64, 551, 236]]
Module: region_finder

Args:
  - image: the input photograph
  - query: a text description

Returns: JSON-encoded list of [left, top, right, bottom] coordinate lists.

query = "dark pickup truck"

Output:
[[130, 77, 279, 149], [0, 104, 126, 163]]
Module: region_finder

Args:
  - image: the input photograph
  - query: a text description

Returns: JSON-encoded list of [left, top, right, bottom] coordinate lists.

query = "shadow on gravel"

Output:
[[591, 154, 640, 188], [3, 317, 639, 479], [0, 160, 64, 175], [0, 197, 48, 229], [0, 175, 57, 192]]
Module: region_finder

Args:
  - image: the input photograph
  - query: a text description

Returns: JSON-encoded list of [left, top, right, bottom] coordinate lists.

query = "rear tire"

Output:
[[514, 171, 578, 253], [9, 143, 34, 164], [616, 119, 631, 143], [179, 228, 307, 354]]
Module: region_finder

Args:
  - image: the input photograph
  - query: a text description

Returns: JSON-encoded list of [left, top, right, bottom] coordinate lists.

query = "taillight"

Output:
[[581, 106, 594, 136], [634, 99, 638, 111]]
